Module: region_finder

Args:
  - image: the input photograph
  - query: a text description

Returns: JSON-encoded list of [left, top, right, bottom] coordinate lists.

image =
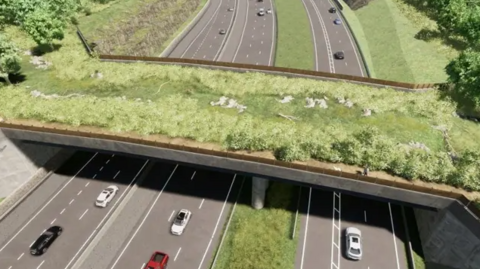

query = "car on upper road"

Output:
[[266, 9, 272, 14], [30, 226, 63, 255], [219, 29, 226, 35], [258, 10, 265, 16], [345, 227, 362, 260], [228, 8, 234, 11], [143, 251, 169, 269], [334, 18, 342, 25], [329, 7, 337, 13], [334, 51, 345, 60], [95, 185, 119, 208], [171, 209, 192, 235]]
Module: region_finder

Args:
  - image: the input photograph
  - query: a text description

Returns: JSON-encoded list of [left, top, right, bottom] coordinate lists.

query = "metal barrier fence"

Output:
[[1, 121, 478, 218]]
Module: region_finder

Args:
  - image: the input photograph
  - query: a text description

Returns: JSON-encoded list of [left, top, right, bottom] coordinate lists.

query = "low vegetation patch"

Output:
[[350, 0, 454, 83], [212, 180, 299, 269], [273, 0, 314, 70], [79, 0, 202, 56]]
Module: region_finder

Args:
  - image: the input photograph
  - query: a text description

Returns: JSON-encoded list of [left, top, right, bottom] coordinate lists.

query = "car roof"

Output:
[[106, 185, 117, 189], [31, 234, 49, 248]]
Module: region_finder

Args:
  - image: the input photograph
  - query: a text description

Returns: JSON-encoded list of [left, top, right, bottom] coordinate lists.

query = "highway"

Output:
[[0, 151, 149, 269], [75, 161, 242, 269], [295, 187, 409, 269], [302, 0, 365, 76], [168, 0, 276, 66]]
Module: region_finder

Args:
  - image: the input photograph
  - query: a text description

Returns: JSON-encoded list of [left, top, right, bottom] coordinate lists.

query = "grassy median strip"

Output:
[[349, 0, 453, 83], [273, 0, 314, 70], [212, 180, 300, 269]]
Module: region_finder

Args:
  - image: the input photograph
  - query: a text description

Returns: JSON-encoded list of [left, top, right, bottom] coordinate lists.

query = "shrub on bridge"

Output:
[[449, 150, 480, 191]]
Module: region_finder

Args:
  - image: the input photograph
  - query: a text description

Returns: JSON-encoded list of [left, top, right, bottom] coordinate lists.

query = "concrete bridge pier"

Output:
[[252, 177, 269, 209]]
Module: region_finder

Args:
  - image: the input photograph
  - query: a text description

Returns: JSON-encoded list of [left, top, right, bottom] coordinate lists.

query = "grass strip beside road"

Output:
[[0, 198, 4, 204], [404, 207, 426, 269], [211, 180, 300, 269], [273, 0, 314, 70]]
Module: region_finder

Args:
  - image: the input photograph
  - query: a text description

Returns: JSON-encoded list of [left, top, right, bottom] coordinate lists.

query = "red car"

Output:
[[144, 251, 169, 269]]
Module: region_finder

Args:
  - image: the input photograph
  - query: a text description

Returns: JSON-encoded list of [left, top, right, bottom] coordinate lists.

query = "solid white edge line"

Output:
[[338, 193, 341, 268], [300, 187, 312, 269], [330, 192, 335, 269], [197, 174, 236, 269], [309, 0, 335, 73], [210, 177, 245, 269], [300, 0, 319, 71], [325, 0, 364, 77], [64, 160, 150, 269], [389, 203, 401, 269], [180, 0, 225, 58], [232, 0, 249, 62], [292, 187, 302, 239], [109, 164, 179, 269], [0, 152, 98, 253], [268, 0, 275, 66], [174, 247, 182, 261]]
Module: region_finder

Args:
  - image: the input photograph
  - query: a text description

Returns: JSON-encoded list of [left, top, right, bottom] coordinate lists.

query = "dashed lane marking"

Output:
[[79, 209, 89, 220], [168, 210, 176, 222], [77, 190, 82, 196], [60, 208, 66, 215], [191, 171, 196, 180], [100, 166, 104, 171], [69, 199, 75, 205], [36, 260, 45, 269], [17, 253, 24, 260], [199, 199, 205, 209], [174, 247, 182, 261], [93, 174, 97, 179], [50, 218, 56, 225], [85, 182, 90, 187], [114, 171, 121, 179]]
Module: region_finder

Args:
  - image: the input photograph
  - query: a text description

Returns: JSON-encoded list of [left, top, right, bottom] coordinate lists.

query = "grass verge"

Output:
[[0, 198, 4, 204], [79, 0, 202, 56], [211, 179, 300, 269], [273, 0, 314, 70], [403, 207, 426, 269], [349, 0, 453, 83]]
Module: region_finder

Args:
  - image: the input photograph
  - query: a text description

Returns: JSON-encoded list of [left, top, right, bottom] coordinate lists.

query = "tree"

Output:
[[436, 0, 480, 45], [445, 49, 480, 107], [0, 0, 43, 25], [0, 34, 21, 85], [22, 7, 66, 47]]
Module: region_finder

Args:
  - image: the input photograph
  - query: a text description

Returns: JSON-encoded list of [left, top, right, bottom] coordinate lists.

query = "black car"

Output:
[[329, 7, 337, 13], [219, 29, 226, 35], [334, 51, 345, 60], [30, 226, 63, 255]]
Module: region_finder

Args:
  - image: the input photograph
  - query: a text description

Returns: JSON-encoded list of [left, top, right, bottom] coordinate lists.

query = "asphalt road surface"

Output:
[[105, 163, 242, 269], [295, 187, 409, 269], [168, 0, 237, 61], [219, 0, 276, 65], [303, 0, 365, 76], [0, 151, 149, 269]]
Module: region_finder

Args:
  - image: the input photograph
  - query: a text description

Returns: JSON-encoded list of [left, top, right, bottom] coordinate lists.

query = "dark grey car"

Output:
[[30, 226, 63, 255]]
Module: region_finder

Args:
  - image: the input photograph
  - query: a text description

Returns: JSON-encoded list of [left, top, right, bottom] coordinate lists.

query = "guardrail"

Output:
[[1, 121, 478, 219], [76, 29, 444, 90]]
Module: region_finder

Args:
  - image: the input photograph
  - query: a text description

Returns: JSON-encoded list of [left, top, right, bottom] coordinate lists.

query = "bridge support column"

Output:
[[252, 177, 269, 210]]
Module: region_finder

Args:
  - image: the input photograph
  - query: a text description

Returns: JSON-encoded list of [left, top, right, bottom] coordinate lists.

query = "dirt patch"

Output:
[[4, 118, 480, 201], [92, 0, 201, 56]]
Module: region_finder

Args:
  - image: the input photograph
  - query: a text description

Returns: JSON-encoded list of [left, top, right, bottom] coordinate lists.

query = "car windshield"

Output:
[[105, 188, 114, 193], [174, 212, 186, 225], [350, 247, 361, 254]]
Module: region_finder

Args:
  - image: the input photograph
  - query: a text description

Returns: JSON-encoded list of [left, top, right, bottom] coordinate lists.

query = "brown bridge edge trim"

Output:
[[1, 122, 478, 217]]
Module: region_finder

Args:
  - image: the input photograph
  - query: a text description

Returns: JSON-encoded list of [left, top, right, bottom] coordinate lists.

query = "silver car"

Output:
[[345, 227, 362, 260], [171, 209, 192, 235]]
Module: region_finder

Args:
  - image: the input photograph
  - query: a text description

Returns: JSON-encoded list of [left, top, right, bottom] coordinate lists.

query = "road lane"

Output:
[[109, 165, 238, 269]]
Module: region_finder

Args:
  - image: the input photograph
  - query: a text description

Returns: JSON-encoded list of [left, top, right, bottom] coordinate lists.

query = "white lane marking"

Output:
[[364, 210, 367, 222], [114, 171, 121, 179], [65, 160, 150, 269], [41, 229, 46, 234], [174, 247, 182, 261], [203, 55, 206, 59], [8, 266, 12, 269], [85, 182, 90, 187], [339, 40, 341, 43], [300, 187, 312, 269], [51, 218, 56, 225], [232, 0, 250, 62], [251, 35, 254, 38], [180, 0, 224, 58], [106, 159, 110, 164], [196, 175, 236, 269], [209, 45, 212, 48], [60, 208, 66, 215], [169, 210, 176, 222], [308, 0, 335, 73], [345, 62, 348, 66], [191, 171, 196, 180], [17, 253, 24, 260], [256, 62, 259, 65], [109, 165, 179, 269], [100, 166, 104, 171], [93, 174, 97, 179], [112, 154, 115, 157], [301, 0, 319, 71], [214, 0, 238, 60], [389, 203, 401, 269], [0, 153, 98, 253], [331, 192, 341, 269], [77, 190, 82, 196], [199, 199, 205, 209], [140, 263, 145, 269], [326, 0, 364, 77], [259, 51, 261, 54], [262, 32, 264, 35], [253, 27, 255, 30], [36, 260, 45, 269], [249, 43, 251, 47], [30, 241, 35, 247], [79, 209, 89, 220], [69, 199, 75, 205], [246, 54, 249, 58], [261, 40, 263, 44]]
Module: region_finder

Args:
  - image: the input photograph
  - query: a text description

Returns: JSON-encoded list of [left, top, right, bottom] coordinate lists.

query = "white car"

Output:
[[345, 227, 362, 260], [171, 209, 192, 235], [266, 9, 272, 14], [95, 185, 119, 208], [258, 11, 265, 16]]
